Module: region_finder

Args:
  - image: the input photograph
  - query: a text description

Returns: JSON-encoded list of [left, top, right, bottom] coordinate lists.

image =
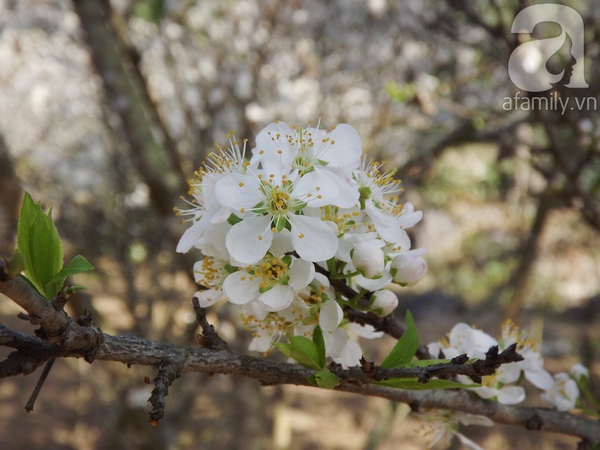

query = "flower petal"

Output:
[[317, 167, 359, 208], [222, 271, 261, 305], [177, 219, 206, 253], [253, 121, 297, 168], [288, 258, 315, 290], [288, 214, 338, 262], [525, 368, 554, 390], [497, 385, 526, 405], [194, 288, 223, 307], [215, 173, 263, 210], [259, 284, 294, 311], [319, 299, 343, 332], [226, 216, 273, 264], [294, 171, 339, 208], [319, 124, 363, 170]]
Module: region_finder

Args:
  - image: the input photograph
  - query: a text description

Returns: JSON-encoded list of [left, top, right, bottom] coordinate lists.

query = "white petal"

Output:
[[397, 210, 423, 229], [318, 168, 359, 208], [288, 214, 338, 262], [259, 284, 294, 311], [177, 219, 206, 253], [333, 340, 363, 368], [222, 271, 261, 305], [320, 124, 363, 169], [249, 334, 274, 353], [456, 433, 486, 450], [288, 259, 315, 290], [525, 368, 554, 390], [294, 171, 339, 208], [226, 216, 273, 264], [200, 223, 232, 260], [355, 271, 393, 291], [455, 412, 494, 427], [497, 386, 526, 404], [269, 229, 294, 256], [319, 299, 343, 332], [346, 322, 384, 339], [194, 288, 223, 307], [253, 121, 297, 168], [366, 200, 405, 243], [324, 328, 348, 357], [215, 173, 263, 210]]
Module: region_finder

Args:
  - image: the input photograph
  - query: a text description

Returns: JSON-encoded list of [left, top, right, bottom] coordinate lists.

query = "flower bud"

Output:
[[351, 240, 385, 279], [370, 289, 398, 316], [570, 363, 589, 382], [390, 253, 427, 286]]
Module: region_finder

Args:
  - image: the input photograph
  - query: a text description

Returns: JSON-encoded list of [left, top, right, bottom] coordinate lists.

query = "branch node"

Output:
[[525, 414, 543, 431], [451, 354, 469, 365], [192, 298, 228, 350]]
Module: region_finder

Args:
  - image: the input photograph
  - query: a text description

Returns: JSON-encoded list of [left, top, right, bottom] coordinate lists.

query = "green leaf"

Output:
[[5, 248, 25, 277], [380, 310, 419, 368], [45, 255, 95, 298], [17, 192, 63, 299], [401, 359, 452, 368], [66, 285, 89, 294], [273, 335, 324, 370], [312, 326, 326, 370], [308, 369, 340, 389], [374, 378, 480, 390]]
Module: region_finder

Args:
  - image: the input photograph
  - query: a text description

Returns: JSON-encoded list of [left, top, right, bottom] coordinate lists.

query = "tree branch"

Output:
[[1, 261, 598, 444]]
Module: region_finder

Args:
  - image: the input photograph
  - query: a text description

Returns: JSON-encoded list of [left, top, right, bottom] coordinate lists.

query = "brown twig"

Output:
[[147, 363, 182, 425], [191, 297, 228, 351], [25, 358, 56, 412], [336, 344, 523, 385]]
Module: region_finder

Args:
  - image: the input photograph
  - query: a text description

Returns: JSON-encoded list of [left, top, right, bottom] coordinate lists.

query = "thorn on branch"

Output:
[[359, 356, 376, 376], [451, 354, 469, 365], [192, 297, 228, 350], [147, 363, 181, 424]]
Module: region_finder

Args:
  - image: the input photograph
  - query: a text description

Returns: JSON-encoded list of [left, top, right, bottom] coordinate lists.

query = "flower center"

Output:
[[256, 255, 290, 292], [269, 189, 290, 213]]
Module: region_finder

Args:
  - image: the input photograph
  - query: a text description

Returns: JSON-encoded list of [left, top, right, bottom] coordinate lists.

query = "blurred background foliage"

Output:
[[0, 0, 598, 449]]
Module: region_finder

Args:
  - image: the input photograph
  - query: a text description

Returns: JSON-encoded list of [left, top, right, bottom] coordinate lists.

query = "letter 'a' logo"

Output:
[[508, 4, 589, 92]]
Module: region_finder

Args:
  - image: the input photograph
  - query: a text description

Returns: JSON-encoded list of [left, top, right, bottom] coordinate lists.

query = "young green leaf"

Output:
[[308, 369, 340, 389], [273, 335, 324, 371], [380, 310, 419, 368], [374, 378, 480, 390], [17, 192, 63, 299], [45, 255, 95, 298], [312, 325, 326, 370]]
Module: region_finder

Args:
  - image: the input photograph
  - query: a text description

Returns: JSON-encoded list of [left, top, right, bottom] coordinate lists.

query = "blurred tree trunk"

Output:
[[0, 134, 22, 256], [73, 0, 184, 218]]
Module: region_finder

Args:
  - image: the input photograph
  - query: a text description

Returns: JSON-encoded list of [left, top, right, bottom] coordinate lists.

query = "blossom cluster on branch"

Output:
[[176, 120, 427, 366]]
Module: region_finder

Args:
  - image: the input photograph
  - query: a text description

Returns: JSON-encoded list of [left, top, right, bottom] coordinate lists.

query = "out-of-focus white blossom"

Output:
[[416, 409, 493, 450], [570, 363, 589, 382], [541, 373, 580, 411]]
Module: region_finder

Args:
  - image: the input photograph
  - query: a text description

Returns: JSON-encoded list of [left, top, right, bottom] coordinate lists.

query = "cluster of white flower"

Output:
[[176, 121, 427, 366], [428, 320, 588, 410], [416, 409, 493, 450]]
